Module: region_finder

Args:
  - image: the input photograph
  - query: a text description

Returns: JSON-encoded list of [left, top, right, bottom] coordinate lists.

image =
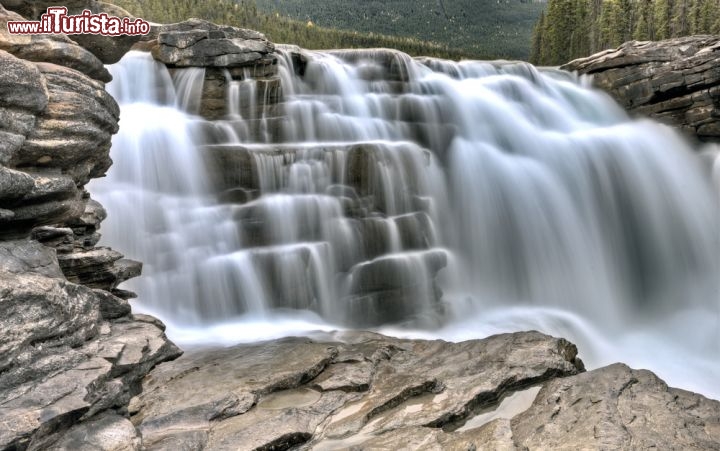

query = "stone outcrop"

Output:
[[0, 4, 180, 450], [151, 18, 274, 68], [563, 36, 720, 141], [126, 331, 720, 450]]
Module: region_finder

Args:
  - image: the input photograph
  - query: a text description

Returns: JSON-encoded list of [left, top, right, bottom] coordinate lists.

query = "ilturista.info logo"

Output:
[[7, 6, 151, 35]]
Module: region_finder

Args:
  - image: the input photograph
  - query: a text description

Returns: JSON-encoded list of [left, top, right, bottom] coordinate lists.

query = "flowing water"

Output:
[[90, 50, 720, 398]]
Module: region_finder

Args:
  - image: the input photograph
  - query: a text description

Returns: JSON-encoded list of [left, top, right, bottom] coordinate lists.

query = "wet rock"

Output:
[[130, 331, 583, 450], [0, 5, 112, 82], [345, 250, 448, 326], [563, 36, 720, 142]]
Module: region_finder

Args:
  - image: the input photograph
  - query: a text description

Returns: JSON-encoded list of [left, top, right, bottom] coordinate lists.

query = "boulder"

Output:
[[563, 36, 720, 141], [151, 18, 274, 68]]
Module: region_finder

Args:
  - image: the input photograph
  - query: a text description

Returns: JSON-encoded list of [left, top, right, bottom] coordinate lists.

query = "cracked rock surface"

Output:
[[131, 331, 720, 450], [563, 36, 720, 141], [131, 331, 585, 450]]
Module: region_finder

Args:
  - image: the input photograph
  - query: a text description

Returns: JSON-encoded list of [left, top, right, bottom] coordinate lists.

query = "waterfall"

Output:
[[90, 50, 720, 398]]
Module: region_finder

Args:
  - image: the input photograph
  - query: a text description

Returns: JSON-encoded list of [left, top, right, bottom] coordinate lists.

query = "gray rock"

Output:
[[0, 271, 100, 383], [45, 411, 141, 451], [130, 331, 583, 450], [0, 238, 63, 277], [511, 363, 720, 450], [151, 18, 274, 68], [68, 2, 142, 64], [12, 62, 120, 186], [563, 36, 720, 142], [0, 310, 181, 451]]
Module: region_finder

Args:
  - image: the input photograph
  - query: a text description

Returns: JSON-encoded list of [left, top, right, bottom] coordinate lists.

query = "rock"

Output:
[[131, 331, 720, 450], [0, 49, 47, 165], [0, 5, 112, 82], [152, 18, 274, 68], [0, 15, 180, 450], [92, 288, 132, 320], [130, 331, 583, 450], [0, 238, 63, 278], [11, 62, 120, 186], [0, 311, 181, 451], [57, 247, 142, 291], [510, 363, 720, 449], [563, 36, 720, 141], [68, 2, 142, 64], [0, 271, 100, 381], [45, 412, 141, 451]]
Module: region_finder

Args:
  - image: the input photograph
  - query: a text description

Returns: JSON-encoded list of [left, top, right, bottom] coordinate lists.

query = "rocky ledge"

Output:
[[0, 2, 180, 449], [563, 36, 720, 141], [124, 331, 720, 450]]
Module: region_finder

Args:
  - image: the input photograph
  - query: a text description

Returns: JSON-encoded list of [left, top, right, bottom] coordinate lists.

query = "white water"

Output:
[[91, 50, 720, 399]]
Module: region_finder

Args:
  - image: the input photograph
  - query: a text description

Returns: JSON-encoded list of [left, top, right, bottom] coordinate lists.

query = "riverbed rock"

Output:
[[563, 36, 720, 141], [129, 331, 720, 450], [130, 331, 584, 450], [511, 363, 720, 449]]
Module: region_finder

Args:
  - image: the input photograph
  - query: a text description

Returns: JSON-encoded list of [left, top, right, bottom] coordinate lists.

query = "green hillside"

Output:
[[254, 0, 547, 60]]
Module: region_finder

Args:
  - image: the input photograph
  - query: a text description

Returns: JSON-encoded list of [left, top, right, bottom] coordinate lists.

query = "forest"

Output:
[[531, 0, 720, 65], [108, 0, 473, 59], [253, 0, 546, 60]]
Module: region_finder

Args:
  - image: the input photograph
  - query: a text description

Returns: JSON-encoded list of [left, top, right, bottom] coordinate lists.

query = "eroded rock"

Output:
[[563, 36, 720, 141], [130, 331, 583, 450], [151, 18, 274, 68]]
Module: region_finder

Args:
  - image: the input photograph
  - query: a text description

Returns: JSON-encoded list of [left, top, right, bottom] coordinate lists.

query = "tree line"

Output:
[[107, 0, 473, 60], [531, 0, 720, 65]]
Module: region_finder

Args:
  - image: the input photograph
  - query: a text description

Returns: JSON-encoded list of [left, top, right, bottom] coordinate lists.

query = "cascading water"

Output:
[[90, 50, 720, 398]]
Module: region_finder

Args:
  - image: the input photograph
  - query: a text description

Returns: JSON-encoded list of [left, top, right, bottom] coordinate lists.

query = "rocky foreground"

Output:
[[563, 36, 720, 142], [123, 331, 720, 450]]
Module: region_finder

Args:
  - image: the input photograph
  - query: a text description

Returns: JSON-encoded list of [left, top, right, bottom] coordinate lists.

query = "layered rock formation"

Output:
[[563, 36, 720, 141], [128, 331, 720, 450], [148, 19, 280, 120], [0, 3, 180, 450]]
